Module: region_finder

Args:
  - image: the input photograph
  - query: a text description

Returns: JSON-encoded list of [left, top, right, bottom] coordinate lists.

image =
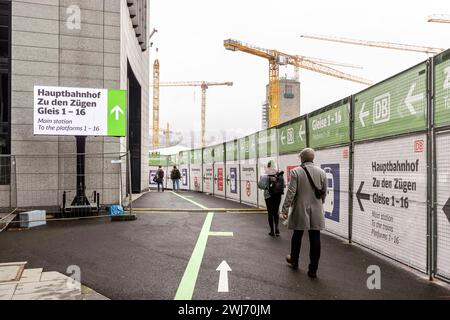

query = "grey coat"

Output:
[[281, 162, 327, 231]]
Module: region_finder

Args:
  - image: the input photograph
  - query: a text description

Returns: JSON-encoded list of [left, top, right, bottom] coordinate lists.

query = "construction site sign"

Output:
[[309, 101, 350, 148], [213, 143, 225, 163], [278, 118, 307, 155], [226, 140, 238, 162], [354, 63, 427, 141], [34, 86, 127, 137], [434, 50, 450, 128]]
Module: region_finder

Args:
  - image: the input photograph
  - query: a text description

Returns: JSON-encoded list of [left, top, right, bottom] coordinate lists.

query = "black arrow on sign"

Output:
[[356, 181, 370, 212], [444, 198, 450, 224]]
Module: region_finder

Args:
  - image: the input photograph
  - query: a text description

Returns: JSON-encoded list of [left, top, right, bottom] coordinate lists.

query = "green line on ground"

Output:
[[209, 232, 234, 237], [174, 212, 214, 300]]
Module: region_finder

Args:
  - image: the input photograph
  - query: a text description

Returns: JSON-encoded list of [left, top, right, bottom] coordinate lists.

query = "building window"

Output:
[[0, 0, 10, 185], [284, 85, 294, 99]]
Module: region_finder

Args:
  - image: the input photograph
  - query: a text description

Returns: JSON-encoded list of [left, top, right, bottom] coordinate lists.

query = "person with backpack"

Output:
[[258, 160, 285, 237], [155, 166, 165, 192], [170, 166, 181, 192], [280, 148, 327, 278]]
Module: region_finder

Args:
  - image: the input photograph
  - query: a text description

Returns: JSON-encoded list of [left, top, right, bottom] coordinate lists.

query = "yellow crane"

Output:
[[224, 39, 373, 128], [157, 81, 233, 147], [300, 34, 445, 55], [428, 14, 450, 23]]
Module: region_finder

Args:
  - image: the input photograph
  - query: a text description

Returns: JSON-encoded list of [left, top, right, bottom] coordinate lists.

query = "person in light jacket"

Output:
[[258, 160, 283, 237], [280, 148, 327, 278]]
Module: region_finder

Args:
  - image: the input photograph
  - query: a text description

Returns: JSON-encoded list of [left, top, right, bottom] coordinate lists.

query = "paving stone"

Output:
[[0, 283, 17, 300], [0, 264, 24, 282], [40, 271, 69, 282], [19, 269, 43, 283]]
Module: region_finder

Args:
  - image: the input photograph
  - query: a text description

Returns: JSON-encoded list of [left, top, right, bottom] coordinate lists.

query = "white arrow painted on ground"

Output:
[[299, 125, 306, 142], [110, 105, 124, 120], [359, 103, 369, 127], [404, 83, 423, 115], [216, 260, 232, 293], [280, 130, 286, 145]]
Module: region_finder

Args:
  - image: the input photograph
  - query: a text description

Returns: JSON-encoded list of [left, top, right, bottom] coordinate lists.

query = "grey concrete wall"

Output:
[[263, 79, 301, 128], [7, 0, 145, 208]]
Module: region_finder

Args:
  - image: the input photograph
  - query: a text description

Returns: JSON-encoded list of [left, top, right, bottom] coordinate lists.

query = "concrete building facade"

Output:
[[262, 78, 301, 129], [0, 0, 150, 210]]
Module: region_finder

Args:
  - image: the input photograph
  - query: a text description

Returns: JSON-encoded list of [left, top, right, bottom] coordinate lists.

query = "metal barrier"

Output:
[[0, 152, 132, 217]]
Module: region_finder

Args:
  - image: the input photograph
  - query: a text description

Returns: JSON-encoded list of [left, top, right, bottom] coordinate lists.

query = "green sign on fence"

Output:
[[203, 146, 214, 164], [213, 143, 225, 163], [149, 153, 168, 166], [179, 151, 189, 165], [238, 133, 257, 160], [190, 149, 202, 164], [278, 118, 307, 155], [257, 128, 277, 157], [226, 140, 238, 162], [354, 63, 427, 141], [309, 101, 350, 148], [434, 50, 450, 128]]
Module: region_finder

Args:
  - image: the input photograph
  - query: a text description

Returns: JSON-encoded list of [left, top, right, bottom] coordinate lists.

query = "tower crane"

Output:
[[157, 81, 233, 147], [428, 14, 450, 24], [300, 34, 445, 55], [223, 39, 373, 128]]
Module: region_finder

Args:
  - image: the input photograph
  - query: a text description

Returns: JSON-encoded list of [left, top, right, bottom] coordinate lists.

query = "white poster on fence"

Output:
[[436, 131, 450, 280], [179, 164, 190, 190], [214, 163, 226, 198], [203, 164, 214, 194], [353, 134, 427, 271], [240, 161, 258, 206], [190, 164, 202, 192], [226, 162, 240, 202], [315, 146, 350, 239]]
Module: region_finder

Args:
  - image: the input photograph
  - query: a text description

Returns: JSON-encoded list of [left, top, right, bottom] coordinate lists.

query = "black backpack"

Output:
[[268, 171, 285, 196]]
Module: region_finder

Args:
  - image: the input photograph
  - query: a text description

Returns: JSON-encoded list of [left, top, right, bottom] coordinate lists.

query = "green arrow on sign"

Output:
[[107, 89, 127, 137]]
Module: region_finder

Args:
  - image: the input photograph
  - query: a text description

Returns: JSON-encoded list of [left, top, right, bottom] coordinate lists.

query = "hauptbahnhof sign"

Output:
[[34, 86, 127, 137]]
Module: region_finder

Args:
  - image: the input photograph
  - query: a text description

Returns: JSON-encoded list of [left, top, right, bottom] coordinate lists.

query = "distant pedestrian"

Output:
[[156, 166, 165, 192], [170, 166, 181, 192], [280, 148, 327, 278], [258, 160, 285, 237]]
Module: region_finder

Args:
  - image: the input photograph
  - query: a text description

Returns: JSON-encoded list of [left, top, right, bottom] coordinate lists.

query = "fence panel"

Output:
[[190, 149, 203, 192], [203, 147, 214, 195], [178, 151, 190, 190], [225, 140, 240, 202], [213, 143, 226, 198], [435, 131, 450, 280], [434, 49, 450, 128], [257, 128, 278, 208], [239, 134, 258, 206]]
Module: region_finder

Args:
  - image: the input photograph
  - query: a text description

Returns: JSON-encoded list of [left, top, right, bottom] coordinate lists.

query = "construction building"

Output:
[[262, 78, 300, 129], [0, 0, 150, 210]]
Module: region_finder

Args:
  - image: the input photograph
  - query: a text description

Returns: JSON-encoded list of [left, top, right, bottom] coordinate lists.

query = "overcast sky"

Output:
[[150, 0, 450, 147]]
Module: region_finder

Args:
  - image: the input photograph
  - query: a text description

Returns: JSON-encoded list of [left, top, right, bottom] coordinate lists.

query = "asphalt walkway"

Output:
[[0, 191, 448, 300]]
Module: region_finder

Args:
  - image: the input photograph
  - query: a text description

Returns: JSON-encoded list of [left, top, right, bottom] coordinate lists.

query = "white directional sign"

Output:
[[353, 134, 427, 271], [34, 86, 127, 137], [216, 260, 232, 293]]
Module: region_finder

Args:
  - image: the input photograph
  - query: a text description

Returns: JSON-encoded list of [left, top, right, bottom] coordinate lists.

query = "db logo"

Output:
[[246, 181, 251, 197], [414, 140, 424, 153], [343, 149, 349, 159]]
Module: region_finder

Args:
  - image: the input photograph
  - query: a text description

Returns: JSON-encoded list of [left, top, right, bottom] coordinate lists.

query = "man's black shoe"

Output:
[[307, 271, 317, 278], [286, 255, 298, 269]]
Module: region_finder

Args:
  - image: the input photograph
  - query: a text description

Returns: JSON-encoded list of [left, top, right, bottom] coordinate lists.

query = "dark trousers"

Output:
[[265, 194, 282, 234], [291, 230, 321, 272], [157, 182, 164, 192]]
